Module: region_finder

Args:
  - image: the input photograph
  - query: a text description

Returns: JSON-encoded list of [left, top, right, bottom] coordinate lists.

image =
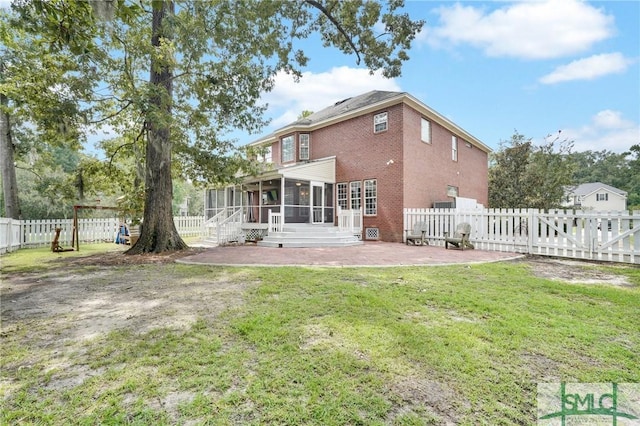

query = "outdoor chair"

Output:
[[444, 222, 474, 250], [406, 221, 429, 245]]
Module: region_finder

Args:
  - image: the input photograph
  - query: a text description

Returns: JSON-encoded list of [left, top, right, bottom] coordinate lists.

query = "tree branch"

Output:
[[90, 100, 133, 125], [15, 164, 43, 180], [304, 0, 361, 64]]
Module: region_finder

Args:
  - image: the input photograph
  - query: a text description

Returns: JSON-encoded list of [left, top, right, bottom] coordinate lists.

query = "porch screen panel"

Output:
[[324, 183, 334, 223]]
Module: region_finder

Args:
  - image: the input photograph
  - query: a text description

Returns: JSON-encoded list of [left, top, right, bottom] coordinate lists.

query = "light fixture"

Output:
[[296, 182, 301, 186]]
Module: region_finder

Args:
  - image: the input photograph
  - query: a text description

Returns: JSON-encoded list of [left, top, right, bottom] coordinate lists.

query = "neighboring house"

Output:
[[563, 182, 627, 211], [205, 90, 491, 243]]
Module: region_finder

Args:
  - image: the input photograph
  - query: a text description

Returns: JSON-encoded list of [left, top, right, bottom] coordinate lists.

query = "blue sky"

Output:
[[3, 0, 638, 155], [257, 0, 639, 154]]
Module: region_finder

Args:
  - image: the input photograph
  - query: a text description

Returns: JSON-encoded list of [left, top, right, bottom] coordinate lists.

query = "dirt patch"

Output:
[[387, 376, 469, 425], [518, 256, 633, 287], [1, 249, 253, 398]]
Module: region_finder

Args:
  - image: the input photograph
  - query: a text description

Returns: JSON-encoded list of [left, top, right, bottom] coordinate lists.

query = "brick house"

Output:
[[205, 90, 491, 244]]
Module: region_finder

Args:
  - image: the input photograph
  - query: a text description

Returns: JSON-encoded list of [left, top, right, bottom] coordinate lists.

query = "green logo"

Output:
[[538, 382, 640, 425]]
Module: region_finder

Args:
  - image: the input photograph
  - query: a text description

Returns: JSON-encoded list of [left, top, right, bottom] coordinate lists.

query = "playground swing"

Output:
[[51, 227, 74, 252], [50, 203, 134, 253]]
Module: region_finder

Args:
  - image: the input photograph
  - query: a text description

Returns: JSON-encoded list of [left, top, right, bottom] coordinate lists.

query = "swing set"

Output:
[[51, 204, 134, 252]]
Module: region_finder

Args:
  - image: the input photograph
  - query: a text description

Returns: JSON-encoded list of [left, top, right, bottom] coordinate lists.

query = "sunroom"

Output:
[[204, 157, 359, 243]]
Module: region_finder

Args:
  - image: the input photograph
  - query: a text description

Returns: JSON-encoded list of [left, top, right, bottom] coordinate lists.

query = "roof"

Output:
[[248, 90, 491, 153], [290, 90, 404, 126], [570, 182, 627, 197]]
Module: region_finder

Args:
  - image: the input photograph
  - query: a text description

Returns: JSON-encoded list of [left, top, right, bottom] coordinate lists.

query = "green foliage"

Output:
[[489, 131, 575, 209], [5, 1, 424, 251]]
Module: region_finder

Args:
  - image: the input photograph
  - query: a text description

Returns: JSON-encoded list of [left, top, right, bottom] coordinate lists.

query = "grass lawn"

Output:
[[1, 246, 638, 425]]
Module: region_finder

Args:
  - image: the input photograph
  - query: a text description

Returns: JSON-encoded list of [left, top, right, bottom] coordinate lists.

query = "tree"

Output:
[[0, 82, 20, 219], [1, 6, 98, 218], [9, 0, 424, 253], [489, 131, 575, 209], [626, 144, 640, 210]]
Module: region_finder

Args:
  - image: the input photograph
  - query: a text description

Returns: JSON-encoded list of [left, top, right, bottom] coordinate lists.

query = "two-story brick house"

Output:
[[205, 90, 491, 243]]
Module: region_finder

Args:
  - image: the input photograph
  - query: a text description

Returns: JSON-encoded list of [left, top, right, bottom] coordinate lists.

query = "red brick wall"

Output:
[[402, 106, 489, 211], [270, 102, 489, 243], [311, 104, 406, 241]]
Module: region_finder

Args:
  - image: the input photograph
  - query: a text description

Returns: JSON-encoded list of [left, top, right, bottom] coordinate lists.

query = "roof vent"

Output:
[[334, 97, 351, 106]]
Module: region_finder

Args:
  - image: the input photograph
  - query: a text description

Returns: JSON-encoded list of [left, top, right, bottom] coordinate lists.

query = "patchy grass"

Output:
[[0, 243, 125, 274], [1, 251, 638, 425]]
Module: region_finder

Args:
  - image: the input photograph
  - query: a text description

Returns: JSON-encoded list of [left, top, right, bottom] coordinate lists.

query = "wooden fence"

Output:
[[404, 208, 640, 265], [0, 216, 205, 254]]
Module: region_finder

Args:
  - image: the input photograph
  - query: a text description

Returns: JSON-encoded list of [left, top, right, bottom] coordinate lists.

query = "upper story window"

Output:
[[421, 118, 431, 144], [299, 134, 310, 160], [596, 193, 608, 201], [374, 112, 388, 133], [281, 135, 294, 162], [451, 136, 458, 161], [257, 145, 272, 163]]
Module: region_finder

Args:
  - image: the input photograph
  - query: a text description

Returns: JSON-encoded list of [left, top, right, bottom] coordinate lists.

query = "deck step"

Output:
[[257, 225, 362, 248]]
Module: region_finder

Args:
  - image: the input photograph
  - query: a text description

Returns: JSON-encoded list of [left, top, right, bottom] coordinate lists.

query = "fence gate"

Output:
[[404, 208, 640, 265]]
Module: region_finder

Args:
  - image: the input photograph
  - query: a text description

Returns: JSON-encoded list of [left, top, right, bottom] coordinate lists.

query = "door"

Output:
[[311, 181, 324, 224]]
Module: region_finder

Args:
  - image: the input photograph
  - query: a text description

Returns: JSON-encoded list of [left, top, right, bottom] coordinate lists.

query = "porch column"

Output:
[[280, 178, 286, 227]]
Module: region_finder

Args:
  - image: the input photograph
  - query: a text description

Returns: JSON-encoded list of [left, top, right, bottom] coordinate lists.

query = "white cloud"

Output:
[[427, 0, 615, 60], [263, 66, 401, 128], [562, 110, 639, 153], [539, 53, 632, 84]]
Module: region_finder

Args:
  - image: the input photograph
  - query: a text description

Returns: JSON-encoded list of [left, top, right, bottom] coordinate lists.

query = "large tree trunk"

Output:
[[127, 0, 187, 254], [0, 90, 21, 220]]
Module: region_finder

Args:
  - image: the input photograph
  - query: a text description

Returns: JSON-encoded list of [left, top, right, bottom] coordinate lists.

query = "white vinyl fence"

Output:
[[0, 216, 205, 254], [405, 208, 640, 265]]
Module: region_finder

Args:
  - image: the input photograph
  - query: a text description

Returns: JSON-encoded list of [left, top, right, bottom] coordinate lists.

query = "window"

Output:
[[350, 181, 361, 210], [374, 112, 388, 133], [299, 134, 310, 160], [258, 145, 272, 163], [451, 136, 458, 161], [421, 118, 431, 144], [337, 183, 348, 209], [596, 193, 608, 201], [364, 179, 377, 215], [281, 135, 294, 162]]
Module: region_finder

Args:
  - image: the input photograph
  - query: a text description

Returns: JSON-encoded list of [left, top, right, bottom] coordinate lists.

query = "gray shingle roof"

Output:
[[570, 182, 627, 196], [287, 90, 405, 127]]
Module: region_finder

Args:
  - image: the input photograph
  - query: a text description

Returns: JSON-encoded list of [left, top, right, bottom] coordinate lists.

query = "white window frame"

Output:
[[452, 136, 458, 162], [299, 134, 310, 160], [364, 179, 377, 216], [337, 183, 348, 210], [421, 118, 431, 144], [281, 135, 294, 163], [350, 181, 361, 210], [596, 193, 608, 201], [374, 112, 388, 133]]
